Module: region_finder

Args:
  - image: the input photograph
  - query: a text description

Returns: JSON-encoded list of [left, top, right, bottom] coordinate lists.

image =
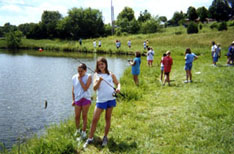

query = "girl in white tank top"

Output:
[[84, 57, 121, 148]]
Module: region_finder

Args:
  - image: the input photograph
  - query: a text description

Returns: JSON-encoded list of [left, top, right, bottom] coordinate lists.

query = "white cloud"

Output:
[[0, 0, 213, 26]]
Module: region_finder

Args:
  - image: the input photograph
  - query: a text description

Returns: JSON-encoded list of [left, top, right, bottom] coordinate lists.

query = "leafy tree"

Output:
[[116, 7, 140, 34], [138, 10, 151, 23], [159, 16, 167, 23], [209, 0, 231, 21], [140, 18, 161, 34], [197, 7, 209, 22], [2, 23, 17, 33], [103, 24, 112, 37], [5, 30, 23, 49], [168, 11, 185, 26], [66, 7, 105, 39], [187, 6, 198, 21], [41, 11, 62, 38]]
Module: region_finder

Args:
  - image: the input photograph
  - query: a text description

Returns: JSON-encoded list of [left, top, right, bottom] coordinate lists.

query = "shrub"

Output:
[[218, 22, 227, 31], [199, 24, 203, 30], [187, 22, 198, 34], [210, 22, 218, 29], [5, 30, 23, 49], [229, 21, 234, 27]]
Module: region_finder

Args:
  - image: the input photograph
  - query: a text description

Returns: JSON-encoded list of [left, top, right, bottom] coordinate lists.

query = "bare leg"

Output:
[[133, 75, 139, 85], [75, 105, 82, 129], [104, 107, 113, 136], [81, 104, 91, 131], [88, 107, 103, 138], [189, 70, 192, 81], [161, 70, 163, 81]]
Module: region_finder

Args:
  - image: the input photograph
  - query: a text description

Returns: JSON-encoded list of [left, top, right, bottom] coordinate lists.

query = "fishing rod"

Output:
[[77, 59, 125, 98]]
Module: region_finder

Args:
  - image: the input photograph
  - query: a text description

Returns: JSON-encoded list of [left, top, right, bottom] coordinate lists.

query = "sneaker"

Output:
[[189, 80, 193, 83], [102, 136, 108, 146], [74, 129, 80, 136], [81, 131, 87, 139], [83, 138, 93, 148], [184, 80, 188, 83]]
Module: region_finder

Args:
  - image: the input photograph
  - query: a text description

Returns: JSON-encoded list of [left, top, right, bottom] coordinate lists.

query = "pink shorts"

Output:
[[74, 98, 91, 106], [148, 60, 153, 63]]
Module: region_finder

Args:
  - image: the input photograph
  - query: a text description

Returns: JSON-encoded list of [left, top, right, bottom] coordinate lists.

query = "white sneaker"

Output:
[[83, 138, 93, 148], [74, 129, 80, 136], [81, 131, 87, 139], [184, 80, 188, 83]]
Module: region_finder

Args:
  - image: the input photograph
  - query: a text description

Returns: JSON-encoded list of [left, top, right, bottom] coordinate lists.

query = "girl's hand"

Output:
[[72, 101, 75, 106], [115, 88, 120, 93]]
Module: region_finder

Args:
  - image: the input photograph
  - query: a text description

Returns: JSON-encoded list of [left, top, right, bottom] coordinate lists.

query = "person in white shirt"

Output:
[[127, 40, 131, 48], [147, 47, 155, 67], [93, 40, 96, 48], [84, 57, 120, 148], [72, 63, 92, 140], [98, 40, 101, 47]]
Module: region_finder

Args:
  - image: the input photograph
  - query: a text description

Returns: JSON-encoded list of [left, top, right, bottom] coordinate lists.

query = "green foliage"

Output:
[[209, 0, 231, 21], [116, 7, 140, 34], [197, 6, 209, 22], [210, 22, 219, 29], [137, 10, 152, 23], [218, 22, 228, 31], [187, 6, 198, 21], [187, 22, 199, 34], [168, 11, 185, 26], [140, 18, 161, 34], [5, 30, 23, 49], [229, 21, 234, 26]]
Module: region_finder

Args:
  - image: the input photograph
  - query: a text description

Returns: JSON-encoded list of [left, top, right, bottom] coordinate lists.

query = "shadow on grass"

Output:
[[107, 137, 137, 153]]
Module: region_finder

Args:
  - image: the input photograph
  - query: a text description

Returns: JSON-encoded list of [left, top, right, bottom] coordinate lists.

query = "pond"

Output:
[[0, 51, 131, 149]]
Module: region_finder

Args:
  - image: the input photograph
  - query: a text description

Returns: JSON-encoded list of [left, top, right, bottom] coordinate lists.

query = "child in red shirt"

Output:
[[162, 51, 173, 86]]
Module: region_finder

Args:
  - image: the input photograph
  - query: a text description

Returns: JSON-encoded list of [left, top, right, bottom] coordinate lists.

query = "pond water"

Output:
[[0, 51, 130, 149]]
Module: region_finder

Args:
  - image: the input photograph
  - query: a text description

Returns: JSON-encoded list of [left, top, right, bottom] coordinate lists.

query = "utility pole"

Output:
[[111, 0, 115, 35]]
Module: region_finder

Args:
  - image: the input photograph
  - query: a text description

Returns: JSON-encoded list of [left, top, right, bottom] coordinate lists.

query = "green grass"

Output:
[[1, 24, 234, 154]]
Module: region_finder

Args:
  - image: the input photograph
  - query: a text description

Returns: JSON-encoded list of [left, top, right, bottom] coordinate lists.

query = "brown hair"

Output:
[[95, 57, 110, 75], [135, 51, 141, 57], [185, 48, 191, 54], [78, 63, 87, 70]]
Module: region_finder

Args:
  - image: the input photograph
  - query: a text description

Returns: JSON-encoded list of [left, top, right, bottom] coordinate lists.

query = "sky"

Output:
[[0, 0, 213, 26]]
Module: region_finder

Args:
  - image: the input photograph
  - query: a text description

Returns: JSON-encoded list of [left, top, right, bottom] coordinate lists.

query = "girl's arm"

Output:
[[93, 73, 103, 91], [130, 59, 136, 66], [79, 75, 92, 91], [111, 73, 121, 93], [72, 86, 75, 106]]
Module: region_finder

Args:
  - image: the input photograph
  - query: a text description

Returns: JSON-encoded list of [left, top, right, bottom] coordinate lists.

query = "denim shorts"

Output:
[[185, 63, 192, 70], [96, 99, 116, 109]]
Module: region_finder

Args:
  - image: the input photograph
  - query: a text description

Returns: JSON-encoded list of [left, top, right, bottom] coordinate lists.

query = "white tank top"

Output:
[[96, 73, 115, 103], [72, 73, 91, 101]]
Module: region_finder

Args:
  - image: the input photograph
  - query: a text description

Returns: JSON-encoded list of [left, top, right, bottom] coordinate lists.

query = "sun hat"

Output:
[[166, 51, 171, 55]]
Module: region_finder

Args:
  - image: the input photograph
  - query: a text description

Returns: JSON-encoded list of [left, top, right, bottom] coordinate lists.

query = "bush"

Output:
[[5, 30, 23, 49], [218, 22, 227, 31], [187, 22, 198, 34], [199, 24, 203, 30], [210, 22, 218, 29], [229, 21, 234, 27]]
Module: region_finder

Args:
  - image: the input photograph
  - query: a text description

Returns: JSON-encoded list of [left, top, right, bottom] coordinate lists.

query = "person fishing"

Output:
[[72, 63, 92, 140], [83, 57, 121, 148]]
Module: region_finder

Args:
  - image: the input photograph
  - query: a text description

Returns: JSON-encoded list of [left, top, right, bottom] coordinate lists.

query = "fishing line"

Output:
[[76, 59, 125, 98]]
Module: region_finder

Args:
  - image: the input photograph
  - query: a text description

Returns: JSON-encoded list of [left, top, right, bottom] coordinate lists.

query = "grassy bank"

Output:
[[0, 24, 234, 55], [1, 25, 234, 153], [3, 49, 234, 154]]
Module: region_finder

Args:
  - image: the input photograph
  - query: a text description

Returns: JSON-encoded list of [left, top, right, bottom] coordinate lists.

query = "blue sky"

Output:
[[0, 0, 213, 26]]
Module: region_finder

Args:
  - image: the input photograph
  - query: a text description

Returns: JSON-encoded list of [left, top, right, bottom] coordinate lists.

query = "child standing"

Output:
[[184, 48, 198, 83], [72, 63, 92, 140], [129, 51, 141, 85], [160, 53, 167, 82], [128, 40, 131, 48], [211, 41, 217, 66], [93, 40, 96, 48], [147, 47, 154, 67], [84, 57, 120, 148], [162, 51, 173, 86]]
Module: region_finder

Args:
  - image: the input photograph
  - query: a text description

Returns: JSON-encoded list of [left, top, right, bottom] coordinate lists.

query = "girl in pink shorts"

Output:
[[72, 63, 92, 139]]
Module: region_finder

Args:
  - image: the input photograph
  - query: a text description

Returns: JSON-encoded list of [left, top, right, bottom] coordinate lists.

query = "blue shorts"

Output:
[[213, 57, 218, 62], [96, 99, 116, 109], [160, 66, 164, 71], [185, 63, 192, 70]]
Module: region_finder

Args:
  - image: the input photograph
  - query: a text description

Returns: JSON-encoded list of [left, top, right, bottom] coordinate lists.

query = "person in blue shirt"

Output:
[[184, 48, 198, 83], [129, 51, 141, 85], [227, 41, 234, 66]]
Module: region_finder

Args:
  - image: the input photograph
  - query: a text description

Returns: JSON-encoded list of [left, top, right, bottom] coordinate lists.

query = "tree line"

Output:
[[0, 0, 234, 41]]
